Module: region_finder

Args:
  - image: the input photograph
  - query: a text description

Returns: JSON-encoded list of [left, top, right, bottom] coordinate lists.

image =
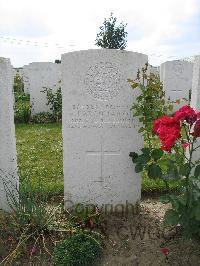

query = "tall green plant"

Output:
[[130, 98, 200, 238], [128, 64, 184, 182], [42, 84, 62, 122], [128, 63, 173, 148], [13, 72, 24, 94], [14, 93, 31, 123]]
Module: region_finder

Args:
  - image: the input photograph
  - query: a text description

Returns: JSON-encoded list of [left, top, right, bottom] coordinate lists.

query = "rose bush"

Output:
[[131, 105, 200, 239]]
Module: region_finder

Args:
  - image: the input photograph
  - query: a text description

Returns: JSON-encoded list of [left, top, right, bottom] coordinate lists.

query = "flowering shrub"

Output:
[[132, 105, 200, 239], [128, 63, 173, 149]]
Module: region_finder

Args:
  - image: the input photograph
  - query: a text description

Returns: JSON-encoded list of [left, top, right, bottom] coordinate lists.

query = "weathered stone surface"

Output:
[[160, 60, 193, 109], [191, 56, 200, 110], [190, 56, 200, 162], [62, 49, 147, 207], [28, 62, 61, 114], [22, 65, 31, 94], [0, 57, 18, 212]]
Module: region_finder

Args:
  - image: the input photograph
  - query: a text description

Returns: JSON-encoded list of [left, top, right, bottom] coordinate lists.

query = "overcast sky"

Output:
[[0, 0, 200, 67]]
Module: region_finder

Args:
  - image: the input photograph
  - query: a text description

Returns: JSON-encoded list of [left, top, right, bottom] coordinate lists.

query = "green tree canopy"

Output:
[[95, 13, 128, 50]]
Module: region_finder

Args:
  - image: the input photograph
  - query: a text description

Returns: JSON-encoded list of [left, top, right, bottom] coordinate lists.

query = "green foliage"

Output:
[[31, 112, 55, 123], [13, 72, 24, 94], [42, 84, 62, 122], [14, 92, 31, 123], [53, 231, 103, 266], [162, 178, 200, 239], [9, 176, 64, 235], [130, 129, 200, 238], [13, 73, 31, 124], [128, 63, 173, 147], [95, 13, 127, 50], [128, 64, 185, 181], [0, 170, 70, 264], [129, 64, 200, 238]]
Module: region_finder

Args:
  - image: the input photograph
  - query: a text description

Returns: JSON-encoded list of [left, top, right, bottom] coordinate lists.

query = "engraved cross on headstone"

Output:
[[86, 136, 120, 183]]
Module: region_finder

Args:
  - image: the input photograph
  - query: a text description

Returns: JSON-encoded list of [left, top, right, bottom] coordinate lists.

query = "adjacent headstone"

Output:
[[191, 56, 200, 110], [29, 62, 61, 115], [160, 60, 193, 110], [62, 49, 147, 207], [22, 65, 31, 94], [190, 56, 200, 162], [0, 57, 18, 212]]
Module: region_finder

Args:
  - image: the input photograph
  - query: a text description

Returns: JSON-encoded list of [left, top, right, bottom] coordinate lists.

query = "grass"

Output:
[[142, 175, 181, 195], [15, 123, 180, 196], [16, 123, 63, 195]]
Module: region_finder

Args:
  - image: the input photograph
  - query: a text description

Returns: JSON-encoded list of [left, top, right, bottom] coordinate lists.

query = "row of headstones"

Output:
[[13, 58, 194, 116], [14, 62, 61, 115], [1, 50, 200, 213]]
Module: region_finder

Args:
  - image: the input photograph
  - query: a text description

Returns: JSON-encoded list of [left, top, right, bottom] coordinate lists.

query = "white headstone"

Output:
[[29, 62, 61, 115], [0, 57, 18, 212], [22, 65, 31, 94], [191, 56, 200, 109], [62, 49, 147, 207], [190, 56, 200, 162], [160, 60, 193, 109]]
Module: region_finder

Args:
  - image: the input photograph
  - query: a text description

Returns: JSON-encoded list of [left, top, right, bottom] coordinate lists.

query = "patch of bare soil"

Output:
[[100, 199, 200, 266]]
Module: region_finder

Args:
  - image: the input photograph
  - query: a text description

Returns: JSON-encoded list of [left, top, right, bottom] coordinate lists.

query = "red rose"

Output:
[[153, 116, 181, 152], [153, 116, 178, 135], [191, 119, 200, 137], [161, 247, 169, 256], [175, 105, 197, 125]]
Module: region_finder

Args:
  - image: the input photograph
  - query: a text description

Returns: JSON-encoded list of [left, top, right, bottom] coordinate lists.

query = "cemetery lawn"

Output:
[[15, 123, 180, 196], [15, 123, 63, 196]]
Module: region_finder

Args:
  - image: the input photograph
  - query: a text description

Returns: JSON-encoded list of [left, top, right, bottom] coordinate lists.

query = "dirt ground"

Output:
[[100, 199, 200, 266], [0, 198, 200, 266]]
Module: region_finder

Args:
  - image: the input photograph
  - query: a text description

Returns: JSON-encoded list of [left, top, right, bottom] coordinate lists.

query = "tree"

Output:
[[95, 13, 128, 50]]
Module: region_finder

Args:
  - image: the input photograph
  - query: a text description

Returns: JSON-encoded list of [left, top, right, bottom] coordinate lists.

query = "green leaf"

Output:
[[164, 209, 179, 225], [151, 149, 164, 161], [178, 196, 187, 206], [168, 105, 173, 112], [148, 164, 162, 179], [194, 164, 200, 178], [141, 148, 151, 155], [160, 194, 170, 204], [180, 163, 191, 177], [129, 152, 138, 160], [135, 163, 143, 173], [136, 154, 151, 164], [170, 195, 179, 210], [127, 79, 138, 89], [167, 161, 179, 179], [138, 127, 145, 133]]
